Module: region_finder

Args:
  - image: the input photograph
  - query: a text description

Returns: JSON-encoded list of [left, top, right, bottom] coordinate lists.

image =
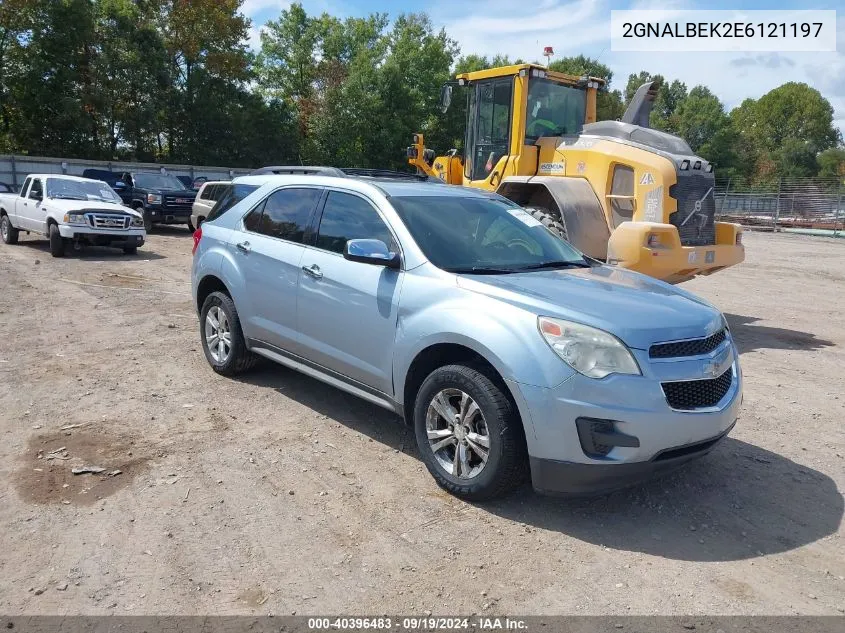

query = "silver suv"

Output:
[[191, 171, 741, 500]]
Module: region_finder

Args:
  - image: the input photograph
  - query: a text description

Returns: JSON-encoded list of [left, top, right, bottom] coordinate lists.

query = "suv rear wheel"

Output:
[[413, 364, 527, 500], [200, 291, 258, 376]]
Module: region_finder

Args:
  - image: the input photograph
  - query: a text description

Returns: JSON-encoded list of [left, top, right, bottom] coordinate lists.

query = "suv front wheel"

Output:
[[200, 291, 258, 376], [413, 364, 527, 501]]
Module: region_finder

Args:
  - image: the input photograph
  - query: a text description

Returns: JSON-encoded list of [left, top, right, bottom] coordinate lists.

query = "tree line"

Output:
[[1, 1, 843, 182]]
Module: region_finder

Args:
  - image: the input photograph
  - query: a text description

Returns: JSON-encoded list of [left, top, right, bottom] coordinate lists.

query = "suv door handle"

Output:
[[302, 264, 323, 279], [236, 241, 251, 253]]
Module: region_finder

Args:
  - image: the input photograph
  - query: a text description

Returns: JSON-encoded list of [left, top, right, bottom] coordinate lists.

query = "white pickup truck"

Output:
[[0, 174, 146, 257]]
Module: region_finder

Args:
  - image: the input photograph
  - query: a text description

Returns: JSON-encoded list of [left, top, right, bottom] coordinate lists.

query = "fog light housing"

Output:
[[576, 417, 640, 459], [680, 160, 690, 170]]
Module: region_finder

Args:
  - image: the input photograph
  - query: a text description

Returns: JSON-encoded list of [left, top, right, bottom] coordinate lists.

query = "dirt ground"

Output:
[[0, 228, 843, 616]]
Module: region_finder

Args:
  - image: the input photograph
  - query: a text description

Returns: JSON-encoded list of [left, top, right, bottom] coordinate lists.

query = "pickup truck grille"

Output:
[[87, 214, 131, 230], [164, 195, 194, 211]]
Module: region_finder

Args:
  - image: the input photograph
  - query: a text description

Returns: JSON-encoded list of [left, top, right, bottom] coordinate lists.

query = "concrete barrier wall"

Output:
[[0, 154, 254, 189]]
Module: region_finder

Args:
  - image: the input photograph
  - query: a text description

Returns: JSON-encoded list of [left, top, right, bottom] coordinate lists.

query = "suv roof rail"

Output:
[[339, 168, 430, 181], [248, 165, 431, 182], [248, 166, 346, 176]]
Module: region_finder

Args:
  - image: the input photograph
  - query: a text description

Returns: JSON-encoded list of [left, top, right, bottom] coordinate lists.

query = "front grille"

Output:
[[164, 195, 194, 211], [662, 367, 733, 411], [669, 172, 716, 246], [650, 329, 727, 359], [88, 214, 130, 230]]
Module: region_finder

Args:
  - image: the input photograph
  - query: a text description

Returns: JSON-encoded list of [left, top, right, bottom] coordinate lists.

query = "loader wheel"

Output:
[[524, 206, 567, 241]]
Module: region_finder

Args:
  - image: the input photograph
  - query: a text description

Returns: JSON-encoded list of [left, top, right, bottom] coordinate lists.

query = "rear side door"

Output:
[[296, 190, 404, 395], [11, 177, 32, 228], [233, 186, 323, 354]]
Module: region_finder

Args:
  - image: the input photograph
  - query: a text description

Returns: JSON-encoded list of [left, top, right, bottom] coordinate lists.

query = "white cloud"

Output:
[[241, 0, 289, 19]]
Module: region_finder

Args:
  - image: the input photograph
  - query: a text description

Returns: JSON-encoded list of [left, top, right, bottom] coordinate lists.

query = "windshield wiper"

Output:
[[51, 195, 87, 200], [515, 260, 591, 271], [447, 266, 520, 275]]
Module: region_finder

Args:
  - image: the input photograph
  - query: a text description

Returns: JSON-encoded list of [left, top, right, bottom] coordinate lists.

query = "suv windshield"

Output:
[[47, 178, 121, 203], [525, 78, 587, 142], [391, 195, 588, 273], [133, 174, 187, 190]]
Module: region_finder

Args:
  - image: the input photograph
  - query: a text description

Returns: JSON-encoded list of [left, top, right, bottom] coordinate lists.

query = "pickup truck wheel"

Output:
[[48, 223, 65, 257], [414, 364, 528, 501], [136, 207, 152, 232], [200, 291, 258, 376], [1, 215, 19, 244]]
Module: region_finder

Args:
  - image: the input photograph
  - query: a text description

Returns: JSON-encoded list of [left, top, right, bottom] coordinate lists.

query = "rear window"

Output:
[[206, 184, 257, 222]]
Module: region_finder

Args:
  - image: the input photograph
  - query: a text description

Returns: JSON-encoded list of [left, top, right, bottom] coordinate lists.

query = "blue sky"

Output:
[[241, 0, 845, 136]]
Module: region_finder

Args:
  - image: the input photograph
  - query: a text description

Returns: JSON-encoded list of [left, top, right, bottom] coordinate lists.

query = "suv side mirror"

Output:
[[439, 84, 452, 113], [29, 190, 42, 201], [344, 239, 400, 269]]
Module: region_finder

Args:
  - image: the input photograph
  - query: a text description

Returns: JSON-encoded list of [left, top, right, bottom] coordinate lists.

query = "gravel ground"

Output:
[[0, 228, 842, 615]]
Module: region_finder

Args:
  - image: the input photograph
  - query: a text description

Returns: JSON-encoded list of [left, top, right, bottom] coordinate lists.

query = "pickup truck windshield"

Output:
[[46, 178, 121, 203], [133, 174, 187, 190], [391, 195, 588, 273]]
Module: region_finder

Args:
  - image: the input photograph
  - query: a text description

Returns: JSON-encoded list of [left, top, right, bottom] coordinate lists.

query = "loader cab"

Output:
[[454, 65, 601, 190]]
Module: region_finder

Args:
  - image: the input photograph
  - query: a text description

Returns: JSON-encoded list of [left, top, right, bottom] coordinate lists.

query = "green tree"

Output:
[[674, 86, 735, 172], [731, 82, 840, 180], [817, 148, 845, 179], [550, 55, 623, 121]]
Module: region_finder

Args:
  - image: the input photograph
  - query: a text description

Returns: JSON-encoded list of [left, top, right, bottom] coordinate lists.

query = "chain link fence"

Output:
[[715, 176, 845, 235]]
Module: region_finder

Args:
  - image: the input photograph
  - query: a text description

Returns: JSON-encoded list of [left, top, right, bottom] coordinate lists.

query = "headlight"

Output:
[[131, 216, 144, 227], [147, 193, 162, 205], [538, 316, 641, 379], [63, 212, 86, 225]]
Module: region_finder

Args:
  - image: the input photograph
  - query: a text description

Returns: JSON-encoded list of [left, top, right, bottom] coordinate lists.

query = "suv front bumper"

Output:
[[508, 346, 742, 496]]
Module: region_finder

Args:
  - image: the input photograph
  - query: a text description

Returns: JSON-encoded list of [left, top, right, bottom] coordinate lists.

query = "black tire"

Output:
[[524, 206, 567, 241], [199, 291, 258, 376], [1, 214, 19, 244], [413, 364, 528, 501], [123, 246, 137, 255], [48, 223, 65, 257], [187, 219, 196, 233], [136, 206, 152, 232]]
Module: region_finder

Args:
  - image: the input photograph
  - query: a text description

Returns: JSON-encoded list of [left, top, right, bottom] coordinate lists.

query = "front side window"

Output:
[[525, 78, 586, 142], [29, 179, 43, 199], [244, 187, 321, 243], [391, 194, 587, 273], [316, 191, 396, 254], [609, 165, 635, 227]]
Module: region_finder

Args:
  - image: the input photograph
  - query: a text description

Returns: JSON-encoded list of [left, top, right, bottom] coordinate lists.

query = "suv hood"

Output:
[[456, 265, 723, 350]]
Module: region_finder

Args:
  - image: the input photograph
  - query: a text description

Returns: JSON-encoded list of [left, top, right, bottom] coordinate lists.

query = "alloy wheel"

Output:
[[204, 306, 232, 363], [425, 388, 490, 479]]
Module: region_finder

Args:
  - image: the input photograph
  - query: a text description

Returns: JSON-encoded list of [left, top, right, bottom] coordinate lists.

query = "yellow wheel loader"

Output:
[[407, 64, 744, 283]]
